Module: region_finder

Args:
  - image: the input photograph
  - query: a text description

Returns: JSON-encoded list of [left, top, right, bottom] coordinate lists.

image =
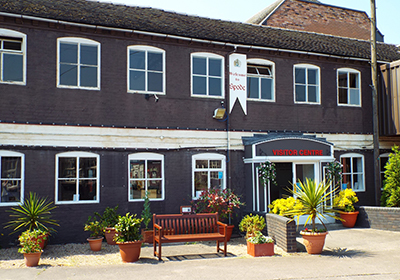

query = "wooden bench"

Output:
[[153, 212, 228, 261]]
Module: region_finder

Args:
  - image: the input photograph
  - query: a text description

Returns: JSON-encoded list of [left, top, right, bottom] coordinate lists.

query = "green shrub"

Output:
[[381, 145, 400, 207], [239, 214, 266, 238], [114, 213, 143, 243]]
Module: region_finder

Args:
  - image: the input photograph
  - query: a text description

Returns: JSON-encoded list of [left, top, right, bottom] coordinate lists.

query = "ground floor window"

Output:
[[56, 152, 99, 204], [129, 153, 164, 201], [1, 151, 24, 205], [340, 153, 365, 191], [192, 153, 226, 198]]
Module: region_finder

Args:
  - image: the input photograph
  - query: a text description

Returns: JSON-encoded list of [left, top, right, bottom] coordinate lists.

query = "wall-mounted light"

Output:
[[213, 107, 226, 119]]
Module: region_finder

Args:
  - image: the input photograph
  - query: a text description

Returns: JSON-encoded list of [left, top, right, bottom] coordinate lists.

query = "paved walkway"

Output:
[[2, 227, 400, 280]]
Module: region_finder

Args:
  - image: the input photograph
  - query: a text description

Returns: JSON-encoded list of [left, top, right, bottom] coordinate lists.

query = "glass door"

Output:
[[294, 163, 316, 184]]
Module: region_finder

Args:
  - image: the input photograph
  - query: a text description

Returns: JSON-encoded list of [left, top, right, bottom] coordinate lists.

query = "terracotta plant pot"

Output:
[[219, 225, 234, 241], [87, 237, 104, 251], [24, 251, 42, 267], [141, 229, 154, 244], [247, 242, 274, 257], [117, 241, 142, 263], [34, 233, 48, 250], [104, 227, 117, 245], [300, 231, 328, 254], [340, 211, 359, 228]]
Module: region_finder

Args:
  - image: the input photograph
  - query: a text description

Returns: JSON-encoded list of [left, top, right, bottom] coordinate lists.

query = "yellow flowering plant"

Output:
[[268, 197, 304, 218], [333, 188, 359, 212]]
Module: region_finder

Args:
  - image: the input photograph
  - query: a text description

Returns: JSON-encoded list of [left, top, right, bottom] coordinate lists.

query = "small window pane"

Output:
[[349, 89, 360, 105], [261, 78, 273, 100], [3, 54, 23, 82], [209, 58, 221, 77], [60, 43, 78, 64], [258, 66, 272, 76], [3, 41, 21, 51], [129, 50, 145, 70], [147, 160, 162, 179], [1, 180, 21, 202], [79, 180, 96, 200], [209, 77, 221, 96], [308, 85, 317, 102], [58, 180, 76, 201], [353, 174, 363, 190], [130, 160, 145, 178], [295, 85, 306, 101], [353, 157, 361, 172], [196, 160, 209, 169], [338, 72, 347, 87], [60, 64, 77, 86], [307, 69, 317, 85], [295, 68, 305, 84], [148, 72, 163, 92], [59, 158, 76, 178], [148, 180, 162, 199], [194, 171, 208, 193], [193, 76, 207, 95], [349, 73, 358, 88], [130, 180, 144, 199], [339, 88, 348, 104], [193, 57, 206, 75], [148, 52, 162, 71], [1, 157, 21, 178], [79, 158, 97, 178], [247, 77, 259, 98], [80, 66, 97, 87], [129, 70, 145, 91], [210, 160, 221, 169], [210, 171, 223, 189], [80, 45, 98, 66], [247, 66, 258, 75]]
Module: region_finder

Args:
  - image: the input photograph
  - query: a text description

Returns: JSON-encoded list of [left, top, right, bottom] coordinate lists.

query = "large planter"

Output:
[[300, 231, 328, 254], [87, 237, 104, 251], [340, 211, 359, 228], [219, 225, 234, 241], [23, 251, 42, 267], [104, 227, 117, 245], [141, 229, 154, 244], [117, 241, 142, 263], [247, 242, 274, 257]]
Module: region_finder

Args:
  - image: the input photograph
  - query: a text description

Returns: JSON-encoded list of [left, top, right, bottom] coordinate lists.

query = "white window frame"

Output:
[[337, 68, 362, 107], [128, 153, 164, 202], [55, 151, 100, 204], [57, 37, 100, 90], [379, 153, 390, 190], [0, 151, 24, 206], [293, 64, 321, 104], [247, 58, 275, 102], [191, 52, 224, 99], [340, 153, 365, 192], [0, 29, 26, 85], [127, 45, 166, 95], [192, 153, 226, 199]]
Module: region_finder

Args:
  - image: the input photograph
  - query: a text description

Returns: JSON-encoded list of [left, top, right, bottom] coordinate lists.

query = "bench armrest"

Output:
[[154, 223, 163, 238]]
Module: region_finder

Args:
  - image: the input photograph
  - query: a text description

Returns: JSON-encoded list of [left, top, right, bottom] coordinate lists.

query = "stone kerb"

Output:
[[358, 206, 400, 231], [266, 213, 297, 253]]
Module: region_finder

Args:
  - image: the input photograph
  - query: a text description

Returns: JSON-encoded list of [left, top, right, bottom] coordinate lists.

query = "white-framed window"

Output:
[[337, 68, 361, 106], [191, 52, 224, 98], [192, 153, 226, 198], [55, 152, 100, 204], [294, 64, 320, 104], [0, 29, 26, 85], [57, 37, 100, 89], [127, 45, 165, 94], [247, 58, 275, 101], [1, 151, 24, 206], [128, 153, 164, 201], [340, 153, 365, 192]]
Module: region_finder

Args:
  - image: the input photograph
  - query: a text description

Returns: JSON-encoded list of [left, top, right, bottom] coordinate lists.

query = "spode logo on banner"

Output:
[[229, 54, 247, 115]]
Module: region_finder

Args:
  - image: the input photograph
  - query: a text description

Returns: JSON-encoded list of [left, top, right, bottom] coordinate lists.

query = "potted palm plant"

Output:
[[239, 214, 266, 238], [5, 192, 59, 249], [246, 231, 274, 257], [141, 191, 153, 244], [334, 188, 359, 228], [114, 213, 143, 263], [285, 178, 340, 254], [84, 215, 104, 251], [18, 229, 44, 267]]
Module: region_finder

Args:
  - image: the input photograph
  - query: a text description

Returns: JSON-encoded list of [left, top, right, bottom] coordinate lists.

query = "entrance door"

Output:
[[294, 163, 316, 184]]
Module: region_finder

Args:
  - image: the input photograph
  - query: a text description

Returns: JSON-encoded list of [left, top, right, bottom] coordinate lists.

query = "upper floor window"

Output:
[[129, 153, 164, 201], [340, 153, 365, 192], [191, 53, 224, 98], [56, 152, 99, 204], [294, 64, 320, 104], [338, 68, 361, 106], [57, 38, 100, 89], [1, 151, 24, 206], [247, 58, 275, 101], [0, 29, 26, 85], [192, 153, 226, 198], [128, 46, 165, 94]]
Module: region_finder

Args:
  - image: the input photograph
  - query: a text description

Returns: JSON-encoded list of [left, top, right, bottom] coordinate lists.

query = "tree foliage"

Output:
[[381, 145, 400, 207]]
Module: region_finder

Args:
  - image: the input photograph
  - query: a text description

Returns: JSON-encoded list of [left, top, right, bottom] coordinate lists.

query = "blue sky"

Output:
[[96, 0, 399, 45]]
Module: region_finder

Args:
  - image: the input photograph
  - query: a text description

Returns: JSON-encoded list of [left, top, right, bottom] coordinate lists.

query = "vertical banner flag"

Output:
[[229, 53, 247, 115]]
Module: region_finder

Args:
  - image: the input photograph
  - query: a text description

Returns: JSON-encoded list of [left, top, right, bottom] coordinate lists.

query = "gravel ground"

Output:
[[0, 237, 285, 269]]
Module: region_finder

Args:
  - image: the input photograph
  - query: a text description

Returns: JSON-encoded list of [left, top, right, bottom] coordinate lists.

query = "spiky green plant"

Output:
[[141, 191, 152, 230], [285, 178, 341, 231], [5, 192, 59, 234]]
